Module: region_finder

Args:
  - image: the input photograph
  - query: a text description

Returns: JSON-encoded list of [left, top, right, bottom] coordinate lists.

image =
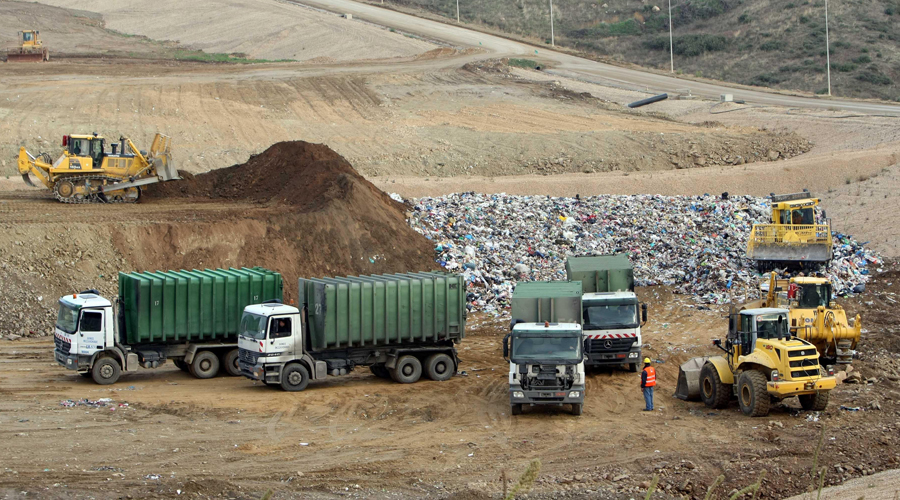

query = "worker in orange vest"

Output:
[[641, 357, 656, 411]]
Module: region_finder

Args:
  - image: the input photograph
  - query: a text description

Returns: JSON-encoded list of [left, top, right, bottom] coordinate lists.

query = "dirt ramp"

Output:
[[132, 141, 437, 295]]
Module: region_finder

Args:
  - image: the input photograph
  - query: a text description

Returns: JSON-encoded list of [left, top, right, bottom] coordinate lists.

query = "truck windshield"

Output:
[[583, 300, 638, 330], [797, 284, 830, 309], [756, 314, 788, 339], [56, 302, 79, 334], [512, 335, 581, 362], [240, 313, 268, 340]]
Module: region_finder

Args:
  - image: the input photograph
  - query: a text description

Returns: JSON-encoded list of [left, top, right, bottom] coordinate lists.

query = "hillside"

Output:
[[378, 0, 900, 101]]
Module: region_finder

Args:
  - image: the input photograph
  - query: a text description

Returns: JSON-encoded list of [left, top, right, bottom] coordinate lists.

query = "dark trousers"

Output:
[[643, 386, 654, 410]]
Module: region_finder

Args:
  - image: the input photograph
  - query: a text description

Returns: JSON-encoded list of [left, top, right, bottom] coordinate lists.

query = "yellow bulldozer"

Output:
[[746, 190, 832, 271], [743, 272, 861, 365], [7, 30, 49, 62], [19, 133, 179, 203], [675, 307, 836, 417]]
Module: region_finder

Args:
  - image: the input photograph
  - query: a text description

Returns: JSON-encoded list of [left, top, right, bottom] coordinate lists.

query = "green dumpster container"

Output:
[[565, 254, 634, 293], [510, 281, 583, 324]]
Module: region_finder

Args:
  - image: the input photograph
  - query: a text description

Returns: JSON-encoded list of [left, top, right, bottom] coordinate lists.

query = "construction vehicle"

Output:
[[53, 268, 283, 385], [18, 133, 179, 203], [743, 272, 861, 364], [675, 307, 836, 417], [566, 255, 647, 372], [239, 272, 465, 391], [746, 190, 832, 271], [6, 30, 49, 62], [507, 282, 585, 415]]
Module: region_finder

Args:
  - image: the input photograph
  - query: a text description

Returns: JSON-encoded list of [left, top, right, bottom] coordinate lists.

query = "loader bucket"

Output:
[[674, 357, 708, 401]]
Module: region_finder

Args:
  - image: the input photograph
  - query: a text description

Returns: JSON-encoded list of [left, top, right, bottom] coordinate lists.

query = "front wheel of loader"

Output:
[[738, 371, 770, 417], [799, 391, 830, 411], [700, 363, 731, 409]]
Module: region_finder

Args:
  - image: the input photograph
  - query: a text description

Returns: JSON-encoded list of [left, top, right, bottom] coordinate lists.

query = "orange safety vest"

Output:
[[643, 366, 657, 387]]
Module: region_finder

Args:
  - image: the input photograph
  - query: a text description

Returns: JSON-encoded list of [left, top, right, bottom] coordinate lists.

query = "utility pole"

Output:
[[668, 0, 674, 73], [456, 0, 460, 22], [825, 0, 832, 96], [549, 0, 555, 46]]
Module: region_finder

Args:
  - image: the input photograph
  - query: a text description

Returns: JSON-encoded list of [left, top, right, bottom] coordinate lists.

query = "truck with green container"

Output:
[[238, 271, 466, 391], [505, 281, 585, 415], [566, 255, 647, 371], [53, 267, 283, 385]]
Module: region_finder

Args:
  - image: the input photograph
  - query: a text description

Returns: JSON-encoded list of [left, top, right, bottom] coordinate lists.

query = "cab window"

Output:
[[70, 138, 91, 156], [798, 284, 830, 308], [80, 311, 103, 332], [270, 317, 292, 339]]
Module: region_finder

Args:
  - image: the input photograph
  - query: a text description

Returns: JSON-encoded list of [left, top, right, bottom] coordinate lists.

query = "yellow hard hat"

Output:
[[643, 357, 651, 364]]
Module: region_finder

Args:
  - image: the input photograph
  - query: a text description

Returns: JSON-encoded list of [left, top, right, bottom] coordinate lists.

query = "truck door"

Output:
[[268, 316, 294, 356], [78, 309, 105, 355]]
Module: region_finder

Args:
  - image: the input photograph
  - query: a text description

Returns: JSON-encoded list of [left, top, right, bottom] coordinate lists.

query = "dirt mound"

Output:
[[133, 142, 438, 297]]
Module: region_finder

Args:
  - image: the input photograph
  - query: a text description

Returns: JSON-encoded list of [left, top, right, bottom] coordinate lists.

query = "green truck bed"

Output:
[[565, 254, 634, 293], [510, 281, 583, 324]]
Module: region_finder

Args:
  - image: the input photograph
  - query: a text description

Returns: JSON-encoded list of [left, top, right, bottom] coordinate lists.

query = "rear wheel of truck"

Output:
[[424, 353, 454, 381], [174, 360, 189, 372], [92, 357, 121, 385], [799, 391, 830, 411], [222, 349, 241, 377], [738, 371, 770, 417], [190, 351, 220, 379], [369, 364, 391, 379], [571, 403, 584, 416], [280, 363, 310, 392], [511, 404, 523, 415], [391, 355, 422, 384], [700, 363, 731, 409]]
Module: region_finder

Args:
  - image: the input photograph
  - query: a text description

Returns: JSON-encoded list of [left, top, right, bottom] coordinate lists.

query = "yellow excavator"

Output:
[[746, 190, 832, 271], [7, 30, 49, 62], [743, 272, 861, 365], [19, 133, 179, 203]]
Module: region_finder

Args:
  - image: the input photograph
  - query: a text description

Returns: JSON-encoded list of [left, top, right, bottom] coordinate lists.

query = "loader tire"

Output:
[[799, 391, 830, 411], [424, 353, 454, 381], [190, 351, 220, 379], [700, 363, 731, 409], [738, 371, 770, 417], [92, 357, 121, 385], [390, 355, 422, 384]]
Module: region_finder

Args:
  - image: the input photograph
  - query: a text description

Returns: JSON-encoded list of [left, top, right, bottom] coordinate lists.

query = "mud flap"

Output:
[[674, 356, 708, 401]]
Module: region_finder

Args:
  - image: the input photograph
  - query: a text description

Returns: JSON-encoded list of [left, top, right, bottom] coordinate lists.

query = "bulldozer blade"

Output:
[[748, 243, 832, 264], [21, 173, 36, 187], [6, 52, 45, 63], [674, 356, 708, 401]]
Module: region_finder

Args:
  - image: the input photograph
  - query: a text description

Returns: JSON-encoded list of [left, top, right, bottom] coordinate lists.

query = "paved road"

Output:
[[301, 0, 900, 115]]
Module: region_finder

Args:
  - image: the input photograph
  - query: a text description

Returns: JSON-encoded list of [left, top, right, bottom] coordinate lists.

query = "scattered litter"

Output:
[[806, 412, 821, 422], [144, 474, 161, 480], [400, 193, 881, 312], [59, 398, 128, 410], [299, 442, 310, 446], [839, 405, 861, 412]]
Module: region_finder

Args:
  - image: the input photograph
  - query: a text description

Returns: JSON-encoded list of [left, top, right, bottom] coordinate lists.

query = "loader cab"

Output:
[[729, 308, 790, 357]]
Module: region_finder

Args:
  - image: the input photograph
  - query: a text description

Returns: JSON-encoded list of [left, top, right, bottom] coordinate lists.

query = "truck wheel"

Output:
[[424, 353, 454, 381], [390, 355, 422, 384], [511, 404, 523, 415], [627, 362, 638, 373], [700, 363, 731, 409], [91, 357, 121, 385], [281, 363, 310, 392], [222, 349, 241, 377], [799, 391, 830, 411], [571, 403, 584, 416], [190, 351, 220, 379], [173, 360, 190, 372], [738, 371, 770, 417], [369, 364, 391, 379]]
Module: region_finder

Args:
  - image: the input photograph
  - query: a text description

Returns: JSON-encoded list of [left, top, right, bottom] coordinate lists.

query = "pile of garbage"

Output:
[[401, 192, 882, 314], [59, 398, 129, 411]]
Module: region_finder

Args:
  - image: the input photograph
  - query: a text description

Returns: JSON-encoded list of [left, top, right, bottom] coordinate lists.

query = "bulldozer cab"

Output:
[[21, 31, 40, 47], [64, 135, 105, 168], [795, 280, 831, 309]]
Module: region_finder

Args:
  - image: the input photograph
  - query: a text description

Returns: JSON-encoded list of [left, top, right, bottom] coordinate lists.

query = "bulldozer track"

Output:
[[53, 175, 141, 204]]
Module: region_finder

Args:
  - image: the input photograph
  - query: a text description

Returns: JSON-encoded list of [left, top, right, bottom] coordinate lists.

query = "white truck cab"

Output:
[[54, 292, 119, 374], [581, 291, 646, 371], [504, 322, 586, 416]]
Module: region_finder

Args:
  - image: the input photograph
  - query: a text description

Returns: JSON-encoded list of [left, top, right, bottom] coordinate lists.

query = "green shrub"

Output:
[[738, 13, 751, 23], [644, 34, 729, 56], [786, 2, 796, 7], [799, 15, 810, 23], [856, 71, 892, 85], [830, 62, 857, 72], [760, 40, 781, 51], [853, 55, 872, 64], [886, 6, 895, 15], [508, 58, 538, 69], [749, 73, 782, 85]]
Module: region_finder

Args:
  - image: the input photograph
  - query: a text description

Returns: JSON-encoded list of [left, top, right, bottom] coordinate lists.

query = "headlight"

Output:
[[628, 352, 638, 358], [771, 370, 780, 382], [513, 391, 525, 399], [569, 391, 580, 398]]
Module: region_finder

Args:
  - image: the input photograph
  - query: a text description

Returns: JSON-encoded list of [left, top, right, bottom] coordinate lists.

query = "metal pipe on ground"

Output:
[[627, 93, 668, 108]]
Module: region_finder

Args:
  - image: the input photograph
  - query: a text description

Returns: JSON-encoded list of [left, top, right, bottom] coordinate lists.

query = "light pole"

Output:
[[456, 0, 460, 22], [825, 0, 832, 96], [549, 0, 555, 46], [668, 0, 674, 73]]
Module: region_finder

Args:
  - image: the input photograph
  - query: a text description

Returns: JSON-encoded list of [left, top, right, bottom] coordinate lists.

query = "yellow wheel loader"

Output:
[[675, 307, 836, 417], [743, 272, 861, 365], [6, 30, 49, 62], [746, 190, 832, 271], [18, 133, 179, 203]]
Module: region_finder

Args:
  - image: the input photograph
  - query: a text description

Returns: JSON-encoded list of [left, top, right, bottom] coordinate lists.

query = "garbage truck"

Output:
[[238, 271, 466, 391], [505, 281, 586, 416], [53, 267, 283, 385], [566, 255, 647, 371]]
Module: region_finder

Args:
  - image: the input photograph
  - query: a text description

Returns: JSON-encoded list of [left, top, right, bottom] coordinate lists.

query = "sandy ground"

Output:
[[33, 0, 436, 62]]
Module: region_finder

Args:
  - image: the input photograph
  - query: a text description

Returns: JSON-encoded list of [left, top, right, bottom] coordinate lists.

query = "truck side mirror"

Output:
[[640, 303, 648, 324], [502, 334, 510, 361], [713, 339, 721, 347]]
